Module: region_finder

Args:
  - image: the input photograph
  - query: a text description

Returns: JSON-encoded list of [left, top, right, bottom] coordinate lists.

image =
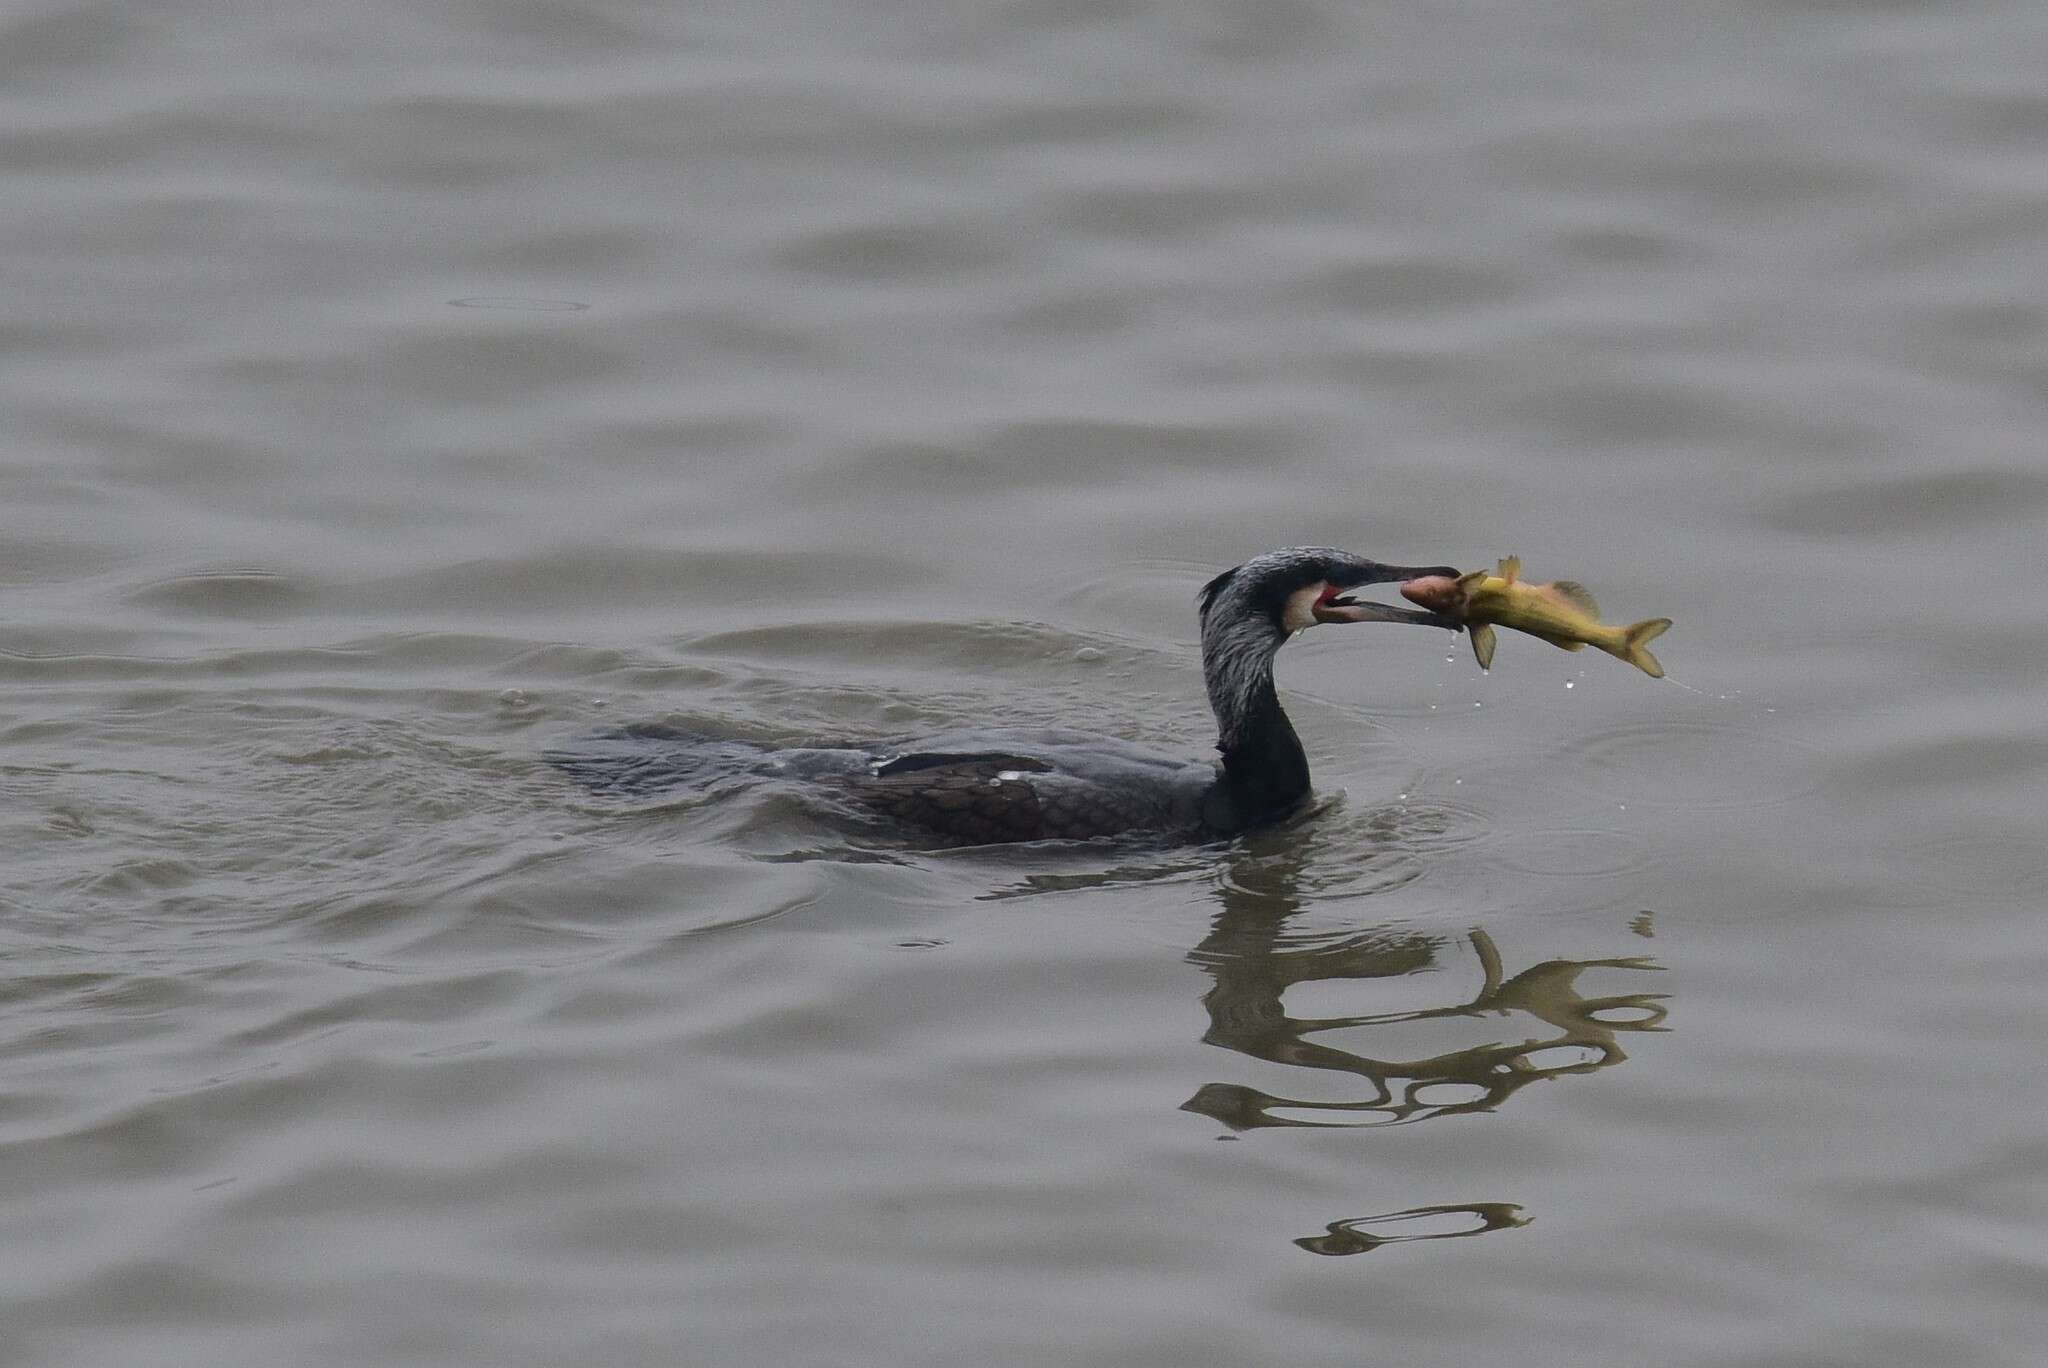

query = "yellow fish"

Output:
[[1400, 557, 1672, 678]]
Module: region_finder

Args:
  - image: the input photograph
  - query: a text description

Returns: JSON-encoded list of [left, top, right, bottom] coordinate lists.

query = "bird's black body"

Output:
[[548, 549, 1459, 846]]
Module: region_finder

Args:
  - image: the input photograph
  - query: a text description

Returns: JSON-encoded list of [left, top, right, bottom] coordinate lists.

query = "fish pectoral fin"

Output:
[[1495, 555, 1522, 584], [1456, 568, 1490, 593], [1469, 622, 1498, 670], [1549, 579, 1599, 614]]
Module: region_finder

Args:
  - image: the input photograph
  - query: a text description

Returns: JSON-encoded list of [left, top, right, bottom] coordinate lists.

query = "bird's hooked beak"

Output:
[[1310, 562, 1465, 630]]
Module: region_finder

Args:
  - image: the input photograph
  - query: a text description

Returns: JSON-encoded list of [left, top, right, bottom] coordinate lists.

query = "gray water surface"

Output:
[[4, 3, 2046, 1365]]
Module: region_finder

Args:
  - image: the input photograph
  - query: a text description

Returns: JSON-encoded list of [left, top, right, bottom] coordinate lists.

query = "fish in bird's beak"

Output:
[[1400, 556, 1672, 675], [1304, 563, 1467, 630]]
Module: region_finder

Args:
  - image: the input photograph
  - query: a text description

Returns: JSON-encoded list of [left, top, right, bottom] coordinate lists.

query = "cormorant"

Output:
[[548, 548, 1461, 845]]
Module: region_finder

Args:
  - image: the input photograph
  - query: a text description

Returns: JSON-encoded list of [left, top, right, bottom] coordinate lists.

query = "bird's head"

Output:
[[1198, 548, 1463, 645]]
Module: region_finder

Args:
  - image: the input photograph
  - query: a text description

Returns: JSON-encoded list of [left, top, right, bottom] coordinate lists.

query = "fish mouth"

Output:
[[1316, 564, 1467, 629]]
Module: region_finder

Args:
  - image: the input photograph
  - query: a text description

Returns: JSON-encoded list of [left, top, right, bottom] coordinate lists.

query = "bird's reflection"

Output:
[[1295, 1202, 1532, 1255], [1182, 846, 1670, 1132]]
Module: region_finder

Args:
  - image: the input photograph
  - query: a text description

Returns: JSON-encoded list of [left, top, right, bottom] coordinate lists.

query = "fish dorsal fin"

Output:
[[1549, 579, 1599, 615], [1495, 556, 1522, 584], [1456, 568, 1490, 592]]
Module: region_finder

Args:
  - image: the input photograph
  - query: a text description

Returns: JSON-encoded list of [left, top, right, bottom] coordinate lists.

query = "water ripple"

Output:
[[1555, 718, 1829, 811], [1296, 1202, 1531, 1255], [1759, 470, 2048, 537]]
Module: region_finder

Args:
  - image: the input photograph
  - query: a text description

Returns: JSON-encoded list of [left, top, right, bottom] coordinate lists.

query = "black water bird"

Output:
[[548, 549, 1462, 845]]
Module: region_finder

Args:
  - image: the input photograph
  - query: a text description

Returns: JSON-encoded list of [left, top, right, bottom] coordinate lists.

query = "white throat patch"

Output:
[[1280, 582, 1329, 634]]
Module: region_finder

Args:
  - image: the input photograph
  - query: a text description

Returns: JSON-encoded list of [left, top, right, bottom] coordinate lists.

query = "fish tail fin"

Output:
[[1620, 618, 1672, 678]]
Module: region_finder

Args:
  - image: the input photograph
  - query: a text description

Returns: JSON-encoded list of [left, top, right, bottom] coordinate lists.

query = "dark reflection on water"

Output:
[[1296, 1202, 1532, 1256], [1183, 851, 1670, 1132], [973, 853, 1213, 900]]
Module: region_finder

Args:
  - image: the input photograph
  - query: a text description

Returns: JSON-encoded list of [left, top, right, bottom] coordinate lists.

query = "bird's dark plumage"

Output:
[[548, 548, 1459, 846]]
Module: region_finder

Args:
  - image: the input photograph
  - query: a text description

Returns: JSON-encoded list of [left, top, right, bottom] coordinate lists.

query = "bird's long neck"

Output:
[[1204, 632, 1312, 828]]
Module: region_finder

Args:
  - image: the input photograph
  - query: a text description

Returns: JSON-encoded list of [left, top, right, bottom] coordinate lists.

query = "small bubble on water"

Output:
[[1445, 654, 1456, 664], [1074, 646, 1105, 663], [1453, 777, 1462, 784], [497, 688, 530, 708], [1428, 703, 1438, 710], [590, 698, 608, 707], [1397, 793, 1409, 801]]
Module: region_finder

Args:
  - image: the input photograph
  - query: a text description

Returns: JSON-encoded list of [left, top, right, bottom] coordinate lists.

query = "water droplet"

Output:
[[1445, 655, 1456, 664], [1397, 793, 1409, 801], [1428, 703, 1438, 710], [1074, 646, 1105, 663], [1564, 681, 1574, 690], [497, 688, 530, 708], [1618, 804, 1627, 811], [1473, 701, 1482, 708], [589, 698, 608, 707], [1453, 777, 1462, 784]]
